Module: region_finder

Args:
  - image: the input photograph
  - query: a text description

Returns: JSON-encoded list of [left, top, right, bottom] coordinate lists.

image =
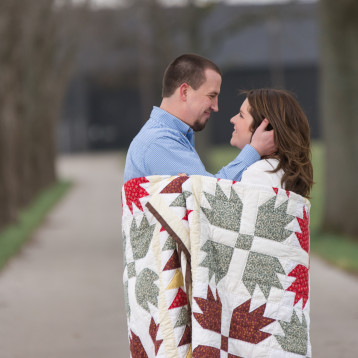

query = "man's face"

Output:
[[185, 69, 222, 131]]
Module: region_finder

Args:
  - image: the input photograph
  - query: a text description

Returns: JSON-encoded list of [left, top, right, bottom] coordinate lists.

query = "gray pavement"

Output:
[[0, 153, 357, 358], [310, 258, 358, 357], [0, 153, 129, 358]]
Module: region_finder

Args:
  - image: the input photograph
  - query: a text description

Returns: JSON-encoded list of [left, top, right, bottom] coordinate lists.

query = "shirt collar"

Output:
[[150, 106, 194, 140]]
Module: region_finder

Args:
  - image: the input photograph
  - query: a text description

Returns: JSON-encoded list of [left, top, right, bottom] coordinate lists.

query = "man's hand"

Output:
[[250, 119, 277, 157]]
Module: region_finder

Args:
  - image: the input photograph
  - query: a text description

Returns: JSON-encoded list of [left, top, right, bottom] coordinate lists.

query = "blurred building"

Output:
[[58, 1, 319, 152]]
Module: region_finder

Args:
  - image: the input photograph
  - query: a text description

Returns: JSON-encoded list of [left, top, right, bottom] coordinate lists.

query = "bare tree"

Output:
[[0, 0, 83, 229], [320, 0, 358, 237], [131, 0, 176, 120]]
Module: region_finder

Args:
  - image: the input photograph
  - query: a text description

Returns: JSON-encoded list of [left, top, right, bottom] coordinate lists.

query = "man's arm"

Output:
[[143, 137, 209, 177], [144, 135, 259, 181], [215, 144, 260, 180], [143, 120, 276, 181]]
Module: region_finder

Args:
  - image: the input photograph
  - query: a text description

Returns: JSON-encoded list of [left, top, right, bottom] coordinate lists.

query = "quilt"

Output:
[[121, 175, 311, 358]]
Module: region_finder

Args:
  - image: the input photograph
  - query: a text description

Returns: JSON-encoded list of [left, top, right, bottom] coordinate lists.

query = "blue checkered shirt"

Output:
[[123, 106, 260, 183]]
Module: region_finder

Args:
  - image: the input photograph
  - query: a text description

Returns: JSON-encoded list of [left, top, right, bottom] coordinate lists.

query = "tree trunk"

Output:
[[0, 0, 24, 226], [0, 0, 80, 230], [320, 0, 358, 237]]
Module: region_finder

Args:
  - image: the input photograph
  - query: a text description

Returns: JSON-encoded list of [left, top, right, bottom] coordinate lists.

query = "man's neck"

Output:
[[160, 99, 177, 116], [160, 99, 191, 128]]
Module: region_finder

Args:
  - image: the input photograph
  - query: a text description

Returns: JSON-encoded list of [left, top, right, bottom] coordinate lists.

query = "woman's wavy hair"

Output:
[[242, 88, 314, 198]]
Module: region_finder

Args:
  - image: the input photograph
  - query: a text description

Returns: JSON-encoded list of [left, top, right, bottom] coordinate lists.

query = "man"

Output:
[[124, 53, 276, 182]]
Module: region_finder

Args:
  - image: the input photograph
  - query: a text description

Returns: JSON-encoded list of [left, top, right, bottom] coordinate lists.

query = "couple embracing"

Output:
[[124, 53, 313, 199], [122, 53, 313, 358]]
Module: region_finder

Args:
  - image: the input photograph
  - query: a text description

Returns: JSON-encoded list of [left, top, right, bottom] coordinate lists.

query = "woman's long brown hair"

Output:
[[242, 88, 314, 198]]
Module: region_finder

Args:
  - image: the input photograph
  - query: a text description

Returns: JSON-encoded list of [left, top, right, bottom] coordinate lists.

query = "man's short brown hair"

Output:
[[162, 53, 222, 98]]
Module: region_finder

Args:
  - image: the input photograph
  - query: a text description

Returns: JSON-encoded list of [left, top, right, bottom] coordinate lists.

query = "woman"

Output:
[[230, 88, 313, 198]]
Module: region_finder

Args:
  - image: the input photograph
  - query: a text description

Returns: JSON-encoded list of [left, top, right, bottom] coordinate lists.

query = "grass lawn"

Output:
[[0, 180, 72, 270], [208, 142, 358, 275]]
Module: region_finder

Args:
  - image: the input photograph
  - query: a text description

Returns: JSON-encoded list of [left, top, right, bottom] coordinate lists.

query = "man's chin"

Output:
[[192, 120, 208, 132]]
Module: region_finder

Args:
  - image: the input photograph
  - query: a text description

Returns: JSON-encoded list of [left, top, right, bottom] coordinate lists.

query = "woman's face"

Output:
[[230, 98, 254, 149]]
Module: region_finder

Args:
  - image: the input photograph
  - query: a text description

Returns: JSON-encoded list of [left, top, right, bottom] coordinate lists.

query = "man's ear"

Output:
[[179, 83, 189, 102]]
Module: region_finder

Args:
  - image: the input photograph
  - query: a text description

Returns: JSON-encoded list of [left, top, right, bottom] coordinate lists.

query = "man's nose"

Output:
[[211, 98, 219, 112]]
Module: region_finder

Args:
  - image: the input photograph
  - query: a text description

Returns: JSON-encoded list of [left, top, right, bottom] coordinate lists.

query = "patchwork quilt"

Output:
[[121, 175, 311, 358]]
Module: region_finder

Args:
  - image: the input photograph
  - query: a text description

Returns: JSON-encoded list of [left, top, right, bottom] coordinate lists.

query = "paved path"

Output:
[[0, 153, 357, 357], [0, 153, 129, 358], [310, 258, 358, 357]]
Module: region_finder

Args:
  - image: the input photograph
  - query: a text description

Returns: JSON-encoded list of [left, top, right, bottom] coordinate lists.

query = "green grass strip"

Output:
[[309, 142, 324, 232], [0, 180, 72, 270], [308, 143, 358, 274], [208, 145, 238, 174], [311, 231, 358, 274]]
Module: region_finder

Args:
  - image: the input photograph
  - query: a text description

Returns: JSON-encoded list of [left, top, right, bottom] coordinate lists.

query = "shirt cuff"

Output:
[[239, 144, 260, 167]]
